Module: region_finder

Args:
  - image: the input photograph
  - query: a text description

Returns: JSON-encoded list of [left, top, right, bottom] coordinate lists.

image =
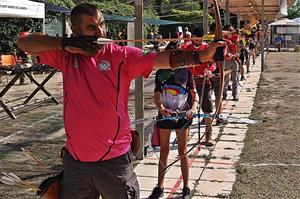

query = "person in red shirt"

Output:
[[17, 3, 224, 199], [183, 28, 216, 146], [181, 27, 192, 49], [223, 25, 239, 101]]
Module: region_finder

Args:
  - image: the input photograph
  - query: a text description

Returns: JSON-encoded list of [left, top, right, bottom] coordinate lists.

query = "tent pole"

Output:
[[42, 18, 45, 34], [62, 13, 66, 37]]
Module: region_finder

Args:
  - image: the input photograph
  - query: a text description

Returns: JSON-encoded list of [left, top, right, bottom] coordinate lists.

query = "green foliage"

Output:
[[168, 8, 213, 25], [90, 0, 159, 40], [93, 0, 134, 16], [42, 0, 75, 8], [171, 9, 202, 20], [0, 19, 42, 54], [288, 2, 300, 19], [175, 1, 201, 11]]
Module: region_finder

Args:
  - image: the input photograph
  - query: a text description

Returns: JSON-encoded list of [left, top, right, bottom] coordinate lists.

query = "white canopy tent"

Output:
[[269, 18, 299, 26], [0, 0, 44, 18], [268, 18, 300, 47], [0, 0, 45, 33], [292, 17, 300, 24], [269, 18, 300, 34]]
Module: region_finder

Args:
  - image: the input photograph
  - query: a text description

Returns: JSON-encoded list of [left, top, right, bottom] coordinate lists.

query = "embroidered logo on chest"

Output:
[[98, 60, 111, 71]]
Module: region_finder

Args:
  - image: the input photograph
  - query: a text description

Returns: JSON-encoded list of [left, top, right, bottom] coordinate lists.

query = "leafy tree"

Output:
[[288, 2, 300, 19], [89, 0, 159, 40], [0, 19, 42, 54], [42, 0, 76, 8], [157, 0, 213, 37]]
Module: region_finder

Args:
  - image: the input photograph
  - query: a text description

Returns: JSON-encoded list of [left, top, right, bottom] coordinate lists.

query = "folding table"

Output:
[[0, 64, 59, 119]]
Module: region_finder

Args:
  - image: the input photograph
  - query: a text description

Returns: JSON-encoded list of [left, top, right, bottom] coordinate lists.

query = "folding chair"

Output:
[[1, 54, 17, 66]]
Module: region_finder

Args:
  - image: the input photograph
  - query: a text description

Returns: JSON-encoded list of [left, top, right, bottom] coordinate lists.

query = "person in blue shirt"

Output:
[[274, 35, 283, 52]]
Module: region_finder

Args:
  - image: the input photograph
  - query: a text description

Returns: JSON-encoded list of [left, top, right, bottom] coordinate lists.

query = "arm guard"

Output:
[[169, 50, 201, 69], [61, 36, 98, 52]]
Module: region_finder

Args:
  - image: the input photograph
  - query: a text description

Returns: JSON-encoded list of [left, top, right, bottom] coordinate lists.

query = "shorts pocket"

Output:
[[124, 172, 139, 199]]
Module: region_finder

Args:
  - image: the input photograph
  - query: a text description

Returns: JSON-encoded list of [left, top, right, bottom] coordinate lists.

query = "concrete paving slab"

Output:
[[194, 181, 234, 197], [211, 147, 242, 159], [220, 134, 246, 142], [200, 168, 236, 182], [205, 159, 235, 169], [189, 166, 206, 181], [210, 157, 237, 165], [214, 141, 244, 151]]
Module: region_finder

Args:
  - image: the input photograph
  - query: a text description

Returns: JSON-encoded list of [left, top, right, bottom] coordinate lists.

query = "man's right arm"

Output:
[[17, 33, 62, 54], [17, 33, 97, 56]]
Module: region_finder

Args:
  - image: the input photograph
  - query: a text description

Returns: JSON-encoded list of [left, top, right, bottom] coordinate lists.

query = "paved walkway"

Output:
[[135, 56, 262, 198]]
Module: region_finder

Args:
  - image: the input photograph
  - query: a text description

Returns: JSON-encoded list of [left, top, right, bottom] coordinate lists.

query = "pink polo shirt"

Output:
[[39, 43, 157, 162]]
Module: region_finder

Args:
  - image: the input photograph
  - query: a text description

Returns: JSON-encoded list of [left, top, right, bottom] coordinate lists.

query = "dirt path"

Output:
[[230, 52, 300, 198]]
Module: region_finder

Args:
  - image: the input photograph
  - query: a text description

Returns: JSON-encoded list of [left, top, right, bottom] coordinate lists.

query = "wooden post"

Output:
[[237, 8, 241, 29], [203, 0, 208, 34], [134, 0, 144, 160], [62, 13, 66, 36], [225, 0, 230, 25], [260, 0, 265, 72]]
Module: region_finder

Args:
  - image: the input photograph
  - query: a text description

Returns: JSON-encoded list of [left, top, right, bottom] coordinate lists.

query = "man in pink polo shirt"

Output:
[[17, 3, 224, 199]]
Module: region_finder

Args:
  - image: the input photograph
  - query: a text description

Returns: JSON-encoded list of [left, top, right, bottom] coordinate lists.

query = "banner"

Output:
[[0, 0, 44, 18], [278, 0, 288, 19]]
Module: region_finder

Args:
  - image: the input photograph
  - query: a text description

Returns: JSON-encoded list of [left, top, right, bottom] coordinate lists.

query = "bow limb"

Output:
[[209, 0, 225, 126]]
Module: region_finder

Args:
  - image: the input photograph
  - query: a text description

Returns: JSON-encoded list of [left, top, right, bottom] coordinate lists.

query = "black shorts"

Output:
[[211, 75, 221, 97], [196, 84, 213, 113], [156, 118, 193, 129]]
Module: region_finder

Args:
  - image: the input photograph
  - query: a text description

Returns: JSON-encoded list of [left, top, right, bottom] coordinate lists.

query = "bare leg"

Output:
[[231, 61, 239, 99], [251, 50, 256, 64], [239, 63, 245, 81], [204, 115, 213, 145], [158, 128, 171, 188], [223, 73, 230, 100], [215, 95, 222, 115], [246, 58, 250, 73], [239, 63, 244, 76], [175, 128, 189, 187]]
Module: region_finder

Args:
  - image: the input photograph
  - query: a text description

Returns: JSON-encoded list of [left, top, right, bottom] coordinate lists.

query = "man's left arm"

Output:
[[153, 42, 225, 69]]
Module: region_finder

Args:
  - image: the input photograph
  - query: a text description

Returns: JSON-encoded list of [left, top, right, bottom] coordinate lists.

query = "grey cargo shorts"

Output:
[[61, 150, 139, 199]]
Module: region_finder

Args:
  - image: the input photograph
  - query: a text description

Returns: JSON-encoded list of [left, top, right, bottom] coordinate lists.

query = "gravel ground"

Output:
[[230, 52, 300, 199]]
